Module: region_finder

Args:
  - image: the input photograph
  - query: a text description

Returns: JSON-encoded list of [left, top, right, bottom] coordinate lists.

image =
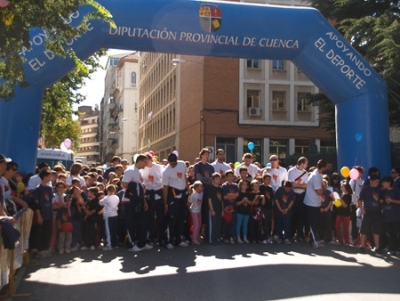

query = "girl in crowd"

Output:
[[236, 180, 251, 244], [188, 181, 203, 245], [335, 181, 352, 245]]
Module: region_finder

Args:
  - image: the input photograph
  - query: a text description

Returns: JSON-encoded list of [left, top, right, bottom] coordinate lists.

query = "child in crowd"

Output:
[[82, 187, 103, 250], [31, 169, 54, 259], [335, 181, 352, 245], [70, 186, 85, 251], [274, 181, 295, 244], [57, 195, 73, 254], [99, 184, 120, 250], [259, 174, 274, 244], [207, 172, 223, 244], [236, 180, 251, 244], [15, 172, 25, 198], [222, 171, 239, 244], [381, 176, 400, 255], [188, 181, 203, 245], [49, 182, 66, 253], [319, 180, 334, 244], [248, 180, 265, 243]]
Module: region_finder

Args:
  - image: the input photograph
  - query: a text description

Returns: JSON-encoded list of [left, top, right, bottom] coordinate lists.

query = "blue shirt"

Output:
[[382, 188, 400, 222], [359, 185, 382, 213], [33, 184, 54, 220]]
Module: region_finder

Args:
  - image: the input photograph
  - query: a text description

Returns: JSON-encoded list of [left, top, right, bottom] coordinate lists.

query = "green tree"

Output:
[[0, 0, 113, 99], [41, 49, 106, 151], [309, 0, 400, 126]]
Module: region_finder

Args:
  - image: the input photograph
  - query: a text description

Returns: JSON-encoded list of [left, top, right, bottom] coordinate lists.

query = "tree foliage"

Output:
[[309, 0, 400, 126], [0, 0, 113, 99], [41, 48, 106, 151]]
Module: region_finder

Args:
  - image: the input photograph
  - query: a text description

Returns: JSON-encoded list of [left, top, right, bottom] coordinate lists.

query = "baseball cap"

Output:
[[0, 154, 11, 163]]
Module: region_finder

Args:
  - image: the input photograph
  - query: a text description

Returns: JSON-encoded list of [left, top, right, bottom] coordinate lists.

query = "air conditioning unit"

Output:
[[248, 107, 261, 117]]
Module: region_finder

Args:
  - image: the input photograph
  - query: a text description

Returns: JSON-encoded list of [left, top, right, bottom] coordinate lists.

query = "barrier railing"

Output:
[[0, 209, 33, 297]]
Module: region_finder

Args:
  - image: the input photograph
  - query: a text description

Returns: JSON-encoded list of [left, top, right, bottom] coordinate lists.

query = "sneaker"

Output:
[[142, 243, 153, 250], [276, 238, 283, 244], [373, 247, 381, 254], [80, 246, 88, 251], [284, 239, 291, 245], [237, 237, 244, 244], [273, 235, 279, 241], [230, 238, 235, 245], [166, 243, 174, 250], [192, 240, 201, 245], [329, 240, 339, 245], [65, 249, 71, 254], [312, 242, 321, 249], [359, 247, 366, 254], [224, 239, 230, 244], [262, 240, 267, 244], [71, 245, 80, 252], [178, 241, 189, 247], [37, 250, 51, 259], [89, 246, 96, 251], [243, 238, 250, 244], [58, 249, 64, 255], [102, 246, 113, 251], [267, 237, 273, 244], [128, 245, 142, 252]]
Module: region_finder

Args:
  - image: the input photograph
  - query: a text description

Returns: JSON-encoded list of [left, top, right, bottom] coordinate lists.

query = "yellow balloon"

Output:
[[340, 166, 350, 178], [2, 14, 13, 26], [334, 199, 342, 207]]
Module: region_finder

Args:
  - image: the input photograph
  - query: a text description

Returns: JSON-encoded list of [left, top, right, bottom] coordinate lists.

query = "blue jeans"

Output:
[[236, 213, 250, 237], [276, 213, 291, 239]]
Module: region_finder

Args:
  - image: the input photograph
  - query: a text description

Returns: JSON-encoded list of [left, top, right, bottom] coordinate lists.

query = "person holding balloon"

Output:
[[335, 181, 353, 245]]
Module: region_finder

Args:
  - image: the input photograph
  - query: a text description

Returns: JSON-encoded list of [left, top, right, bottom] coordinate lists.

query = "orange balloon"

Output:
[[340, 166, 350, 178]]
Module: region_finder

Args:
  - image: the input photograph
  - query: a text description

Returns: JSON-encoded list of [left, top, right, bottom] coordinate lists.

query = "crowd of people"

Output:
[[0, 148, 399, 259]]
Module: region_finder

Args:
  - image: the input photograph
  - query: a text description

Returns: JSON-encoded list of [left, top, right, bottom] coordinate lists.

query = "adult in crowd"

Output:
[[349, 166, 364, 242], [104, 156, 121, 180], [28, 162, 51, 192], [391, 167, 400, 191], [264, 154, 288, 192], [287, 156, 308, 242], [235, 153, 259, 179], [304, 159, 327, 248], [211, 149, 231, 175], [141, 152, 165, 246], [162, 153, 189, 249], [121, 154, 152, 252], [66, 162, 87, 190], [0, 154, 12, 217]]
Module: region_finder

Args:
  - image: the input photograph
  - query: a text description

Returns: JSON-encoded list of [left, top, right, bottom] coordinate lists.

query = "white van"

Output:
[[36, 148, 74, 170]]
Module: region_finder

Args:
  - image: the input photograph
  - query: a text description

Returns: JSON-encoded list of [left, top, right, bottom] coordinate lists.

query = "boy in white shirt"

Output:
[[99, 184, 120, 250]]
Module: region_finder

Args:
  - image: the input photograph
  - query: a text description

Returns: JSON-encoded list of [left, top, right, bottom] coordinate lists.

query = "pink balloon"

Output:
[[0, 0, 10, 9], [149, 150, 155, 157], [172, 150, 179, 158], [349, 168, 359, 181], [64, 138, 72, 149]]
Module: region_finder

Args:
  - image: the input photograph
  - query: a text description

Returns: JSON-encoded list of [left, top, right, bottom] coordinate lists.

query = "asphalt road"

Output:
[[11, 242, 400, 301]]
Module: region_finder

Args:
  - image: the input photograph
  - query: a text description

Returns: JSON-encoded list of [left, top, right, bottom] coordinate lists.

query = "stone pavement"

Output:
[[10, 242, 400, 301]]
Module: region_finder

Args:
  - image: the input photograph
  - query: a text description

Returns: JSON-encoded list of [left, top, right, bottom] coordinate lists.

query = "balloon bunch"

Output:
[[340, 166, 360, 180]]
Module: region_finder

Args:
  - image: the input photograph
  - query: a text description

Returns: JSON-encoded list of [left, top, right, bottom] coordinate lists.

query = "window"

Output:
[[320, 140, 336, 153], [246, 59, 260, 69], [247, 90, 260, 108], [272, 60, 285, 70], [216, 137, 236, 164], [294, 139, 310, 154], [272, 91, 286, 111], [269, 139, 288, 159], [131, 72, 137, 86], [297, 92, 311, 112]]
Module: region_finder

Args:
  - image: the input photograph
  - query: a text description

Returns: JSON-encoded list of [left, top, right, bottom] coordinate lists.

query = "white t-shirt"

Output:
[[99, 194, 120, 218], [28, 174, 52, 191], [122, 166, 143, 184], [162, 160, 187, 190], [211, 161, 231, 175], [287, 166, 308, 194], [349, 178, 364, 205], [234, 163, 259, 178], [304, 169, 323, 207], [264, 166, 288, 192], [140, 163, 163, 191], [188, 191, 203, 213]]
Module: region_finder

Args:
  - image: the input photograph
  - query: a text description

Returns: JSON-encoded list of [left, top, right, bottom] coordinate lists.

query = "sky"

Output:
[[74, 49, 133, 110]]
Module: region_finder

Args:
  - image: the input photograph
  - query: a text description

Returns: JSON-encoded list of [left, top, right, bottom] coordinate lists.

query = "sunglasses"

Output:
[[270, 159, 278, 161]]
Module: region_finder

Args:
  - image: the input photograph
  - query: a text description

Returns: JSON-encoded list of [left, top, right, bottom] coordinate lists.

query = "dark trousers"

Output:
[[305, 205, 321, 243], [291, 193, 305, 239], [276, 213, 291, 240], [72, 220, 82, 248], [36, 219, 52, 251], [124, 202, 149, 248], [166, 197, 186, 245], [147, 196, 166, 244], [209, 210, 222, 243], [383, 221, 400, 252], [105, 216, 119, 248], [350, 204, 358, 239], [223, 215, 236, 239], [263, 209, 273, 240], [319, 211, 332, 242], [83, 221, 97, 247]]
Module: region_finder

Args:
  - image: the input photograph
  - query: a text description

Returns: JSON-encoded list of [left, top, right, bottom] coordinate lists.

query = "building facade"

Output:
[[99, 52, 140, 163], [76, 105, 100, 165], [138, 0, 334, 164]]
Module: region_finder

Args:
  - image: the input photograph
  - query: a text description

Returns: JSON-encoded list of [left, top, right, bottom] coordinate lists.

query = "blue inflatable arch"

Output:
[[0, 0, 391, 175]]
